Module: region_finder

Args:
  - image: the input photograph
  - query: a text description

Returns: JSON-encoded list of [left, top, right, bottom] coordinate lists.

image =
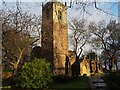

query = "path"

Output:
[[89, 76, 109, 90]]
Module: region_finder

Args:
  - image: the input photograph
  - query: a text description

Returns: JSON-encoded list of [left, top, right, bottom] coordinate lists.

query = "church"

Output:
[[40, 1, 97, 76]]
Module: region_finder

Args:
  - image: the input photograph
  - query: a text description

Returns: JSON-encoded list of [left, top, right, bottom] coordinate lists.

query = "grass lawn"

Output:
[[2, 75, 90, 89], [50, 76, 90, 89]]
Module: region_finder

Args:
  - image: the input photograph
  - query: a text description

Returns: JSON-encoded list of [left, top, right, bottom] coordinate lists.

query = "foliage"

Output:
[[87, 51, 97, 60], [2, 67, 14, 79], [15, 58, 53, 88], [2, 2, 41, 75], [31, 46, 42, 59], [3, 68, 14, 73]]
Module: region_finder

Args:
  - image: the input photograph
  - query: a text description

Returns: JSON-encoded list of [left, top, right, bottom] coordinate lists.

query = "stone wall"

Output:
[[53, 2, 68, 75], [67, 51, 76, 76], [41, 2, 68, 75], [41, 2, 103, 76], [80, 59, 91, 76], [41, 2, 54, 62]]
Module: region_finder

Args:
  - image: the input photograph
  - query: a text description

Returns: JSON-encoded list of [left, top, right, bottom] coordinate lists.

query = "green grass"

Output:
[[2, 76, 90, 89], [50, 76, 90, 89]]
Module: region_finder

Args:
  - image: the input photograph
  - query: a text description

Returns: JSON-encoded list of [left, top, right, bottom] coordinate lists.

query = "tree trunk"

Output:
[[109, 59, 112, 71], [109, 58, 114, 71], [115, 62, 118, 71], [95, 61, 98, 73], [114, 59, 118, 71], [90, 60, 93, 73], [104, 61, 107, 70], [13, 48, 25, 75]]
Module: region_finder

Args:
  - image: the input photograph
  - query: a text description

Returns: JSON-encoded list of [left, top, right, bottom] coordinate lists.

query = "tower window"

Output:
[[58, 11, 62, 20], [46, 9, 49, 18]]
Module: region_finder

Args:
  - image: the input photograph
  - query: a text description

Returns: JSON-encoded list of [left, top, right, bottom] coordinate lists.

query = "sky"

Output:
[[1, 0, 120, 2], [2, 0, 118, 21], [2, 0, 118, 25], [1, 0, 119, 55], [118, 2, 120, 22]]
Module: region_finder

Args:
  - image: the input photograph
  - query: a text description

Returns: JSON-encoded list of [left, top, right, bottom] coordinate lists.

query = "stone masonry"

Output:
[[41, 1, 102, 76], [41, 2, 68, 75]]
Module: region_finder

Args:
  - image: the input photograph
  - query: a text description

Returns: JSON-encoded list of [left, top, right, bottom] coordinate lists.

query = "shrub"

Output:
[[15, 58, 53, 88]]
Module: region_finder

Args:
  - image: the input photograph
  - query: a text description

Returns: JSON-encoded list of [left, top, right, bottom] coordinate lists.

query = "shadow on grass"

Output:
[[49, 75, 90, 89], [2, 75, 90, 90]]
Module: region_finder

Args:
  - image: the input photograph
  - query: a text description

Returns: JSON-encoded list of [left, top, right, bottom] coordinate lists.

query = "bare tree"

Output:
[[106, 20, 120, 70], [89, 20, 120, 71], [2, 2, 41, 75], [69, 19, 89, 60]]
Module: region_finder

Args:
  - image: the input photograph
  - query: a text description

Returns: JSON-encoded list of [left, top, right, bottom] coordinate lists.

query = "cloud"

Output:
[[2, 0, 118, 53], [68, 2, 118, 24], [68, 2, 118, 52]]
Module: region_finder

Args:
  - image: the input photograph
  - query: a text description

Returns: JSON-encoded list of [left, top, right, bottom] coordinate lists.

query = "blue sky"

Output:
[[1, 0, 119, 54], [2, 0, 119, 22]]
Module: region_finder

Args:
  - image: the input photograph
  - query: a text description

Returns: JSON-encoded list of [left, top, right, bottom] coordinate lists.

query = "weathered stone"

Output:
[[80, 59, 91, 76], [41, 2, 102, 76], [41, 2, 68, 75]]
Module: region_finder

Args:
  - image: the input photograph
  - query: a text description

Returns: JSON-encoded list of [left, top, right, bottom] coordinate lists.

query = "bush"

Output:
[[15, 58, 53, 88]]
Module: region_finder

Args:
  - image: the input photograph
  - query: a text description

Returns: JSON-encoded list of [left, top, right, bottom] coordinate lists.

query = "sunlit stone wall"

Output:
[[80, 59, 91, 76], [41, 2, 68, 75]]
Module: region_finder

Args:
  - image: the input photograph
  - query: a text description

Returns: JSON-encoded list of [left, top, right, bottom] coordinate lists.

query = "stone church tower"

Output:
[[41, 2, 68, 75]]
